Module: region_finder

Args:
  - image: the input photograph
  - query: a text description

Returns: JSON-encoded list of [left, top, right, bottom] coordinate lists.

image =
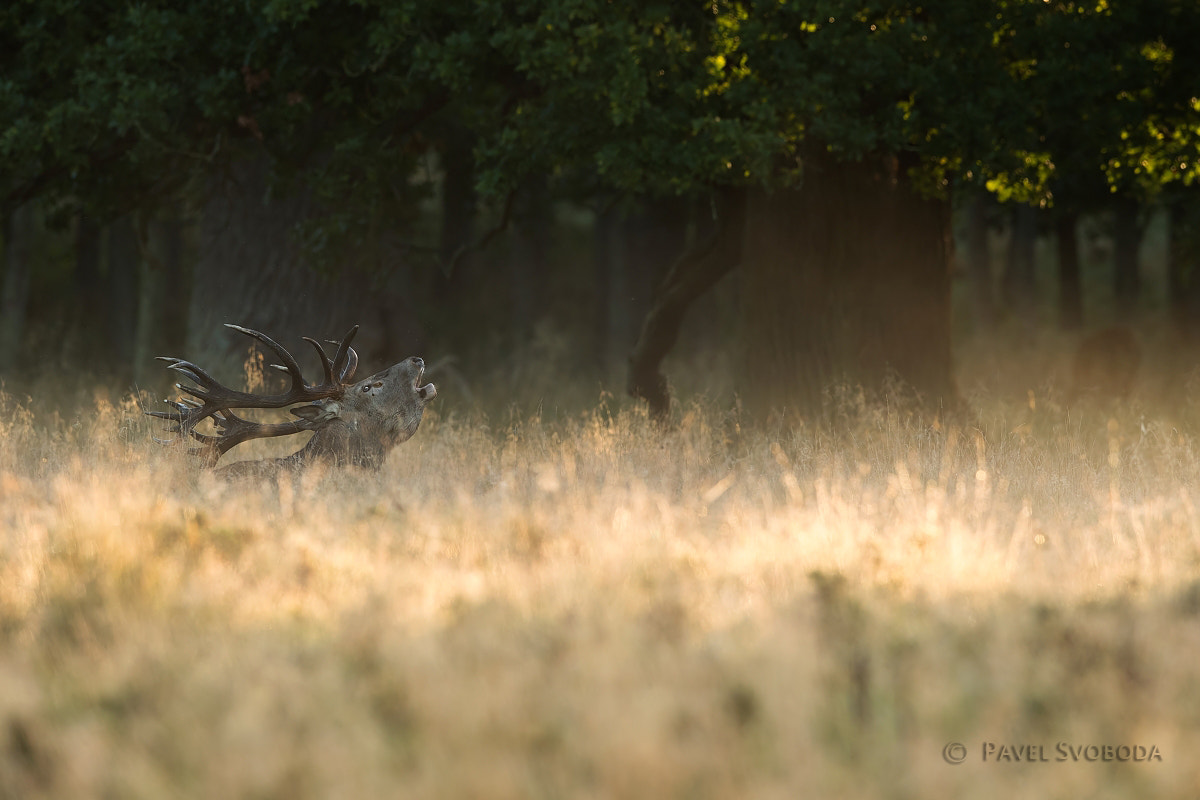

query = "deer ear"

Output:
[[291, 404, 336, 422]]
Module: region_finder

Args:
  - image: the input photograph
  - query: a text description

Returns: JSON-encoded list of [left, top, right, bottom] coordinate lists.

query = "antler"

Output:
[[148, 324, 359, 464]]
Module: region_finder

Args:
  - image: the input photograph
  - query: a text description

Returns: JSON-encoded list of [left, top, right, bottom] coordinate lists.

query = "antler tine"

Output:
[[224, 324, 307, 391], [302, 337, 337, 387], [147, 396, 205, 423], [149, 323, 361, 463], [206, 408, 316, 458], [155, 358, 226, 399], [340, 346, 359, 383], [331, 326, 359, 383]]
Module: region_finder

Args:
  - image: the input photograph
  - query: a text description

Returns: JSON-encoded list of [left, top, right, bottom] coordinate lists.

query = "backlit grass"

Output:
[[2, 333, 1200, 799]]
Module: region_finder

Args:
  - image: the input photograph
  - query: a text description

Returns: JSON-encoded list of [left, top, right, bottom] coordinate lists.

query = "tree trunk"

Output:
[[628, 189, 744, 419], [508, 175, 552, 342], [593, 201, 626, 376], [1168, 190, 1200, 339], [963, 190, 995, 330], [1112, 197, 1141, 318], [106, 215, 140, 381], [1056, 211, 1083, 330], [0, 204, 34, 374], [67, 212, 104, 364], [132, 207, 188, 388], [1002, 204, 1038, 332], [133, 216, 163, 388], [435, 131, 476, 317], [624, 197, 689, 340], [160, 210, 188, 357], [74, 213, 102, 305], [187, 158, 423, 383], [598, 197, 690, 380], [739, 154, 956, 420]]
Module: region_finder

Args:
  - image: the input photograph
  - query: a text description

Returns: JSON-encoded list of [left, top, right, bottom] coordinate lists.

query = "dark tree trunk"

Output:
[[1112, 197, 1142, 318], [436, 132, 476, 308], [75, 213, 102, 304], [508, 175, 552, 341], [0, 204, 34, 374], [624, 197, 689, 338], [160, 210, 188, 357], [598, 197, 690, 379], [133, 215, 163, 388], [593, 201, 626, 375], [1168, 190, 1200, 339], [1056, 211, 1083, 330], [739, 154, 956, 420], [1002, 205, 1038, 332], [66, 212, 106, 364], [106, 215, 140, 380], [186, 158, 424, 384], [628, 189, 744, 419], [132, 207, 188, 388], [964, 190, 995, 330]]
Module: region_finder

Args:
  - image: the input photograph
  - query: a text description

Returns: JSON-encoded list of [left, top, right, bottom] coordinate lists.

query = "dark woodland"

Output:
[[11, 5, 1200, 799], [3, 0, 1200, 419]]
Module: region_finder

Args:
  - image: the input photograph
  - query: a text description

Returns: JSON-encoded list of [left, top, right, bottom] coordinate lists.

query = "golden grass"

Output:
[[3, 335, 1200, 799]]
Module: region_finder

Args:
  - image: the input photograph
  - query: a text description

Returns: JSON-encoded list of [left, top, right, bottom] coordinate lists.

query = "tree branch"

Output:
[[627, 187, 746, 421], [444, 189, 516, 276], [1, 135, 138, 217]]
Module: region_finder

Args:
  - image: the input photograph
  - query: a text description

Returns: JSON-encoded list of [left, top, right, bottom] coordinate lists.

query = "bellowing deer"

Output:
[[149, 324, 436, 474]]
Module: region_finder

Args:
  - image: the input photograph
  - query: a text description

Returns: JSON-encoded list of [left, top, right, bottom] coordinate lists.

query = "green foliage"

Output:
[[465, 0, 1200, 204], [3, 0, 1199, 231], [975, 0, 1200, 205], [1, 1, 250, 219]]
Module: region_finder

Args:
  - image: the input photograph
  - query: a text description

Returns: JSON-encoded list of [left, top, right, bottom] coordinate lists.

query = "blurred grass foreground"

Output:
[[3, 343, 1200, 799]]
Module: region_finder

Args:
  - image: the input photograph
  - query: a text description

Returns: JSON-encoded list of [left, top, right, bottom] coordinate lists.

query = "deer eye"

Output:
[[361, 384, 371, 392]]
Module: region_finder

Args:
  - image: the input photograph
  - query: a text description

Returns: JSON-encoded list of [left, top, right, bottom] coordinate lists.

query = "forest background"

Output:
[[5, 2, 1200, 798], [2, 0, 1198, 417]]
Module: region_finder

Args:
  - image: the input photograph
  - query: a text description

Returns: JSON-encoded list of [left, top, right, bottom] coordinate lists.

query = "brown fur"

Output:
[[218, 357, 437, 477], [151, 325, 436, 477]]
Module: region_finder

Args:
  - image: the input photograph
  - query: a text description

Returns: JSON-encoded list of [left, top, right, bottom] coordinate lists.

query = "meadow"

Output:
[[2, 326, 1200, 799]]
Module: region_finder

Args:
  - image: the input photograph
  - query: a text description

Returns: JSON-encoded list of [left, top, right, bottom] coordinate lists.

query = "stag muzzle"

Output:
[[414, 359, 437, 401]]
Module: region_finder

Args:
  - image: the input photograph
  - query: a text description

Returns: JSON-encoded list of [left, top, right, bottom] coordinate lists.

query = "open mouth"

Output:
[[413, 365, 437, 401]]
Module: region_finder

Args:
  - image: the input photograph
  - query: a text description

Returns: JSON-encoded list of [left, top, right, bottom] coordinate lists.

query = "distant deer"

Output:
[[1068, 326, 1140, 403], [149, 324, 436, 474]]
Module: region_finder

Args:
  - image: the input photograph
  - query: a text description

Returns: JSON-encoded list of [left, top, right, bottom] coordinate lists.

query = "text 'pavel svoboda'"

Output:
[[981, 742, 1163, 763]]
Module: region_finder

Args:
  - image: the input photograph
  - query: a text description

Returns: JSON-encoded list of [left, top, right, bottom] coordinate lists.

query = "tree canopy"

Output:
[[4, 0, 1200, 226], [6, 0, 1200, 417]]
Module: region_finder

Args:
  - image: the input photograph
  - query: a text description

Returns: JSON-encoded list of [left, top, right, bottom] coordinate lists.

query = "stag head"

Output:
[[149, 324, 437, 473]]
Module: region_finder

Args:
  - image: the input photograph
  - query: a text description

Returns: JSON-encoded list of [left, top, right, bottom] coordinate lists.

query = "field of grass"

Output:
[[3, 328, 1200, 799]]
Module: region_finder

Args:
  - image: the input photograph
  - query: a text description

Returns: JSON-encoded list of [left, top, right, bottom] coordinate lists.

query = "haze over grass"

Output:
[[2, 332, 1200, 799]]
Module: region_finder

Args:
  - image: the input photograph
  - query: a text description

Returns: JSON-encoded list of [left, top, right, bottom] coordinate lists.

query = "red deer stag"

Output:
[[149, 324, 436, 474]]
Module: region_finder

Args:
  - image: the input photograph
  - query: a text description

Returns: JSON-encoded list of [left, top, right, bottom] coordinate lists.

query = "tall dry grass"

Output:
[[2, 332, 1200, 799]]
